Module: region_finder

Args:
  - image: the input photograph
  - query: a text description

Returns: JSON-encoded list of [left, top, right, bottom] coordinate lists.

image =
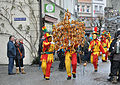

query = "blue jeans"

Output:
[[8, 57, 14, 74]]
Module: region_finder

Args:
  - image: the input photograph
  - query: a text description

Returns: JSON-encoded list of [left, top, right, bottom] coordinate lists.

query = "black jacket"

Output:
[[15, 44, 21, 59], [110, 38, 120, 61], [19, 43, 25, 58]]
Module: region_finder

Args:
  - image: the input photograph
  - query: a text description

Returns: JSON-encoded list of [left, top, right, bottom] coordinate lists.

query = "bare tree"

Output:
[[0, 0, 39, 58]]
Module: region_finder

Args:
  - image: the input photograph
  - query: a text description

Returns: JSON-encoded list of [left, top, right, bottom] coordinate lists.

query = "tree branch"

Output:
[[0, 13, 33, 51], [24, 0, 39, 46]]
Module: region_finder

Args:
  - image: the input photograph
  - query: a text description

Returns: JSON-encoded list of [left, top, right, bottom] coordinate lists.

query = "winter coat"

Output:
[[14, 43, 21, 59], [112, 39, 120, 61], [19, 43, 25, 58], [7, 41, 16, 58]]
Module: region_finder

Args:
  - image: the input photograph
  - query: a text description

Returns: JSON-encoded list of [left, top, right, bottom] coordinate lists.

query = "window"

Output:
[[82, 5, 85, 12], [95, 0, 103, 1], [87, 6, 90, 13], [77, 5, 80, 12], [50, 0, 54, 2], [99, 6, 103, 12], [54, 0, 56, 3], [95, 5, 98, 12], [59, 0, 61, 6]]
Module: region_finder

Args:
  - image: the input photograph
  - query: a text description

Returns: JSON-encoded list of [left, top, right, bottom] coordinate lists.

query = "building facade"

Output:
[[77, 0, 106, 34], [105, 0, 120, 38], [92, 0, 106, 17], [0, 0, 77, 64]]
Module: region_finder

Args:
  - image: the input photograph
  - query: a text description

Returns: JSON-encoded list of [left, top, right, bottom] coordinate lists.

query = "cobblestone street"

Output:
[[0, 61, 119, 85]]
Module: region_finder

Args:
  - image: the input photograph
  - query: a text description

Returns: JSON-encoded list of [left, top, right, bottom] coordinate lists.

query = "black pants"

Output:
[[15, 58, 24, 67], [111, 61, 120, 76], [59, 56, 65, 69]]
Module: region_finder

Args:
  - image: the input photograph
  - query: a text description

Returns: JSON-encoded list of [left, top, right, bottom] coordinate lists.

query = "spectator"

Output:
[[108, 29, 120, 84], [19, 39, 26, 74], [7, 35, 16, 75]]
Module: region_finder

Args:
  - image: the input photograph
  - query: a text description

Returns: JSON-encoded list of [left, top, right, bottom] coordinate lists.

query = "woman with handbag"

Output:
[[15, 39, 26, 74]]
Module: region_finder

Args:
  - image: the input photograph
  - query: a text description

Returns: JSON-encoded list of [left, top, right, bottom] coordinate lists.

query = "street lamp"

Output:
[[37, 0, 43, 66], [39, 0, 43, 38]]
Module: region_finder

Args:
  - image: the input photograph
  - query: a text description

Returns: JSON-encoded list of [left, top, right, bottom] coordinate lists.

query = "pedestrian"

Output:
[[107, 34, 117, 82], [108, 29, 120, 84], [18, 39, 26, 74], [57, 47, 65, 71], [83, 39, 90, 62], [7, 35, 16, 75]]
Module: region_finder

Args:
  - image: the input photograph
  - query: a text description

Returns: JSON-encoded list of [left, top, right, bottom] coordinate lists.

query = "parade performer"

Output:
[[107, 32, 112, 48], [88, 27, 105, 72], [52, 10, 86, 80], [40, 27, 55, 80], [65, 41, 78, 80], [100, 31, 109, 62]]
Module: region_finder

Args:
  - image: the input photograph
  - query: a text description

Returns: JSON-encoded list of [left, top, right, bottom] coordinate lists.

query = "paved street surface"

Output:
[[0, 60, 119, 85]]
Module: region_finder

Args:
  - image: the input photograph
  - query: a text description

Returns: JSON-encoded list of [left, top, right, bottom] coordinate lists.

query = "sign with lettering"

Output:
[[14, 18, 26, 21]]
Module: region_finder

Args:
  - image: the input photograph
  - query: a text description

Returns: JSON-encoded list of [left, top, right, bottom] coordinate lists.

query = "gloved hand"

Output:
[[103, 54, 105, 57], [88, 49, 91, 51]]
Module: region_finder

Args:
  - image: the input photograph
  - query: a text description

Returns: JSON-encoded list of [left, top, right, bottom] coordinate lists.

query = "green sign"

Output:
[[44, 4, 55, 13]]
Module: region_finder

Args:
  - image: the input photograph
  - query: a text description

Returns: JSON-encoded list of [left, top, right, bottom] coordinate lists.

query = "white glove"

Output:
[[103, 54, 105, 57], [112, 47, 114, 49], [88, 49, 91, 51], [100, 52, 102, 55], [107, 48, 109, 51]]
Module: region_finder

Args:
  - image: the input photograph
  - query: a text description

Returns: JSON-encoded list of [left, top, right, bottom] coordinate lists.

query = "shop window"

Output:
[[82, 5, 85, 12], [87, 6, 90, 13]]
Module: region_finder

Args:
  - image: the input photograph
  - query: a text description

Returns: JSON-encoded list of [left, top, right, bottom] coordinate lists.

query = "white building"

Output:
[[77, 0, 106, 34], [77, 0, 92, 18], [0, 0, 77, 65], [92, 0, 106, 17]]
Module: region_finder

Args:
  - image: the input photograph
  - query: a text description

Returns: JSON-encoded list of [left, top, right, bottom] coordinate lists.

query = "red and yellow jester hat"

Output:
[[92, 26, 98, 35], [42, 26, 47, 33], [107, 32, 111, 38], [42, 26, 50, 42], [92, 26, 98, 39], [102, 30, 107, 35]]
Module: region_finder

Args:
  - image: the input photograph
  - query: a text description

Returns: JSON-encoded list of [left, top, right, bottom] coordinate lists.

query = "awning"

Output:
[[44, 14, 58, 23]]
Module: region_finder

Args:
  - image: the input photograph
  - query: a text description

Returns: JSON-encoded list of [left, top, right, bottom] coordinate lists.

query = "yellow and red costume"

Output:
[[100, 31, 109, 62], [88, 27, 105, 71], [65, 44, 77, 80], [40, 33, 54, 80], [107, 32, 112, 48]]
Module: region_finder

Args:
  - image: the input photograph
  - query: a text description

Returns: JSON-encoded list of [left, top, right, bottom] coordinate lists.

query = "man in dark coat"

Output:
[[7, 35, 16, 75], [109, 29, 120, 84], [107, 34, 117, 82]]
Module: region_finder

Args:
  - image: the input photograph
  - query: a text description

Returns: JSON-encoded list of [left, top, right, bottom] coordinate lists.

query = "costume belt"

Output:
[[104, 46, 107, 48], [45, 52, 53, 54]]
